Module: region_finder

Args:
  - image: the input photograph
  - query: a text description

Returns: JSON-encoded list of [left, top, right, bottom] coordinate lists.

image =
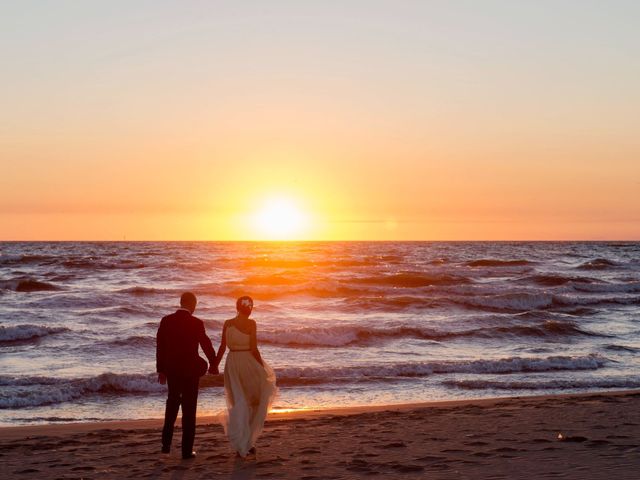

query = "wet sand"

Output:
[[1, 391, 639, 479]]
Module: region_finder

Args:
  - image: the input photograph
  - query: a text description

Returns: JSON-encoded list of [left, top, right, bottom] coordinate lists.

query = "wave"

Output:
[[105, 335, 156, 348], [0, 253, 147, 270], [61, 257, 147, 270], [342, 295, 440, 312], [604, 344, 640, 354], [240, 256, 402, 269], [570, 281, 640, 294], [524, 274, 595, 287], [0, 254, 55, 266], [467, 321, 599, 339], [116, 286, 177, 295], [236, 273, 308, 286], [466, 259, 534, 267], [443, 376, 640, 391], [0, 324, 70, 344], [0, 355, 608, 407], [0, 373, 163, 408], [257, 320, 598, 348], [349, 272, 471, 288], [272, 355, 608, 387], [0, 278, 62, 292], [455, 292, 556, 311], [454, 291, 640, 312], [576, 258, 619, 270]]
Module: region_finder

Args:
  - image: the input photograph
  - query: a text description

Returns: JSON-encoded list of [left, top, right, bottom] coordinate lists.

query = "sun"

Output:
[[253, 197, 309, 240]]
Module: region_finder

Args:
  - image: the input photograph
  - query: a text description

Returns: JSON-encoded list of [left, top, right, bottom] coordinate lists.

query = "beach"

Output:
[[1, 390, 638, 479]]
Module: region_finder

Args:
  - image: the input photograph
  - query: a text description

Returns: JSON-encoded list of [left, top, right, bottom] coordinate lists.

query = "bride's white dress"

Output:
[[221, 325, 277, 456]]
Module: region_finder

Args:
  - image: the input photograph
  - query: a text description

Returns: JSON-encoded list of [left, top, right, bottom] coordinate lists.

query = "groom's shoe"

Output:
[[161, 446, 170, 454], [182, 451, 196, 460]]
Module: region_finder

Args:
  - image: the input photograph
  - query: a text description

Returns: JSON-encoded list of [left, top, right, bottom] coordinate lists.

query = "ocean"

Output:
[[1, 241, 639, 425]]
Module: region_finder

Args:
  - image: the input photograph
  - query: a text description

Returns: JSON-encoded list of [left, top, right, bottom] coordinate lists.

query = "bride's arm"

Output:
[[250, 320, 264, 366], [213, 321, 228, 369]]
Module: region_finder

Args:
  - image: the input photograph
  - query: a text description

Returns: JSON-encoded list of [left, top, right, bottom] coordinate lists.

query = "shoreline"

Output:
[[1, 389, 638, 478], [1, 388, 638, 441]]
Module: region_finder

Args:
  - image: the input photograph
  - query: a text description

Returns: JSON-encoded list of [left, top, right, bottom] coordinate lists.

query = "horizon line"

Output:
[[1, 239, 639, 243]]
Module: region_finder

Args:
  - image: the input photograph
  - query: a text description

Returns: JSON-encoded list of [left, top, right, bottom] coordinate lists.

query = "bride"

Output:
[[213, 296, 277, 457]]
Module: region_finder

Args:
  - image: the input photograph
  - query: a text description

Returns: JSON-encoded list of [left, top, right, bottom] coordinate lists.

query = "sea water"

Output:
[[1, 241, 639, 425]]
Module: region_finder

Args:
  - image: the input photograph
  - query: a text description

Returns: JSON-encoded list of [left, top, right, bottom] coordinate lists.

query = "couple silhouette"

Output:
[[156, 292, 277, 459]]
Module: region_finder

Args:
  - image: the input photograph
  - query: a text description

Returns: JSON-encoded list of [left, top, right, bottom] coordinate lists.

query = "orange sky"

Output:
[[1, 2, 639, 240]]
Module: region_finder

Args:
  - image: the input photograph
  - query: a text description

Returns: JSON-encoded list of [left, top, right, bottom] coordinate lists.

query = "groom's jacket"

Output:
[[156, 308, 216, 378]]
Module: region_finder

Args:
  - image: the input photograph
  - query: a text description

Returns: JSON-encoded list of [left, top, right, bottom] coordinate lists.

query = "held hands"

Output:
[[208, 363, 219, 375], [158, 373, 167, 385]]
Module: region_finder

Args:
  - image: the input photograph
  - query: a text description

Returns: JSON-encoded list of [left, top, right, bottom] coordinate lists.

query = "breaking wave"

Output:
[[0, 373, 163, 409], [271, 355, 608, 386], [257, 321, 598, 347], [576, 258, 619, 270], [0, 355, 608, 407], [0, 324, 70, 344], [0, 278, 62, 292]]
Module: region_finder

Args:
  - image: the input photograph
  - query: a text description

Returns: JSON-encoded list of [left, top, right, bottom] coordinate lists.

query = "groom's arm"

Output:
[[156, 318, 168, 383]]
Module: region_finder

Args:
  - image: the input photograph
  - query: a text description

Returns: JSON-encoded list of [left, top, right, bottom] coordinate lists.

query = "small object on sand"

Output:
[[557, 433, 588, 442]]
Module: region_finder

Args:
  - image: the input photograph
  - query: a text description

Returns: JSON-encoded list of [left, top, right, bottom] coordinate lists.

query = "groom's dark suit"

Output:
[[156, 308, 216, 457]]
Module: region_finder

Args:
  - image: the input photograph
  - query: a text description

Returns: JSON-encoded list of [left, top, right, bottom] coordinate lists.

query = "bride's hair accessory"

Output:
[[236, 296, 253, 315]]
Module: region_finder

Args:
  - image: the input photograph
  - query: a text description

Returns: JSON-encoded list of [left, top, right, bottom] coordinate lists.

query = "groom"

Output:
[[156, 292, 218, 459]]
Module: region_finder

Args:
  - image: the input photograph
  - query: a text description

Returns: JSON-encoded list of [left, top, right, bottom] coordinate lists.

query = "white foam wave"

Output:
[[0, 324, 69, 343], [257, 320, 597, 347], [260, 326, 363, 347], [0, 373, 163, 408], [275, 355, 607, 385], [0, 355, 608, 407]]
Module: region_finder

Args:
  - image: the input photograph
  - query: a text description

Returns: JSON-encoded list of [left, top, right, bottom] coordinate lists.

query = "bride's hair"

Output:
[[236, 295, 253, 315]]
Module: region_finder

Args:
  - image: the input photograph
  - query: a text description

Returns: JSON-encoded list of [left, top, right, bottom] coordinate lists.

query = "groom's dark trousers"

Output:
[[162, 375, 200, 455]]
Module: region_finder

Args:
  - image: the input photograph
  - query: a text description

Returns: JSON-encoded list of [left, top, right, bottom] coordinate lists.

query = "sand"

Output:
[[1, 391, 639, 479]]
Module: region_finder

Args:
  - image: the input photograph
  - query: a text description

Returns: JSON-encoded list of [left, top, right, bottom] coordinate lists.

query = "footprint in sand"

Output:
[[472, 452, 493, 457], [299, 448, 321, 454], [375, 441, 406, 449], [416, 455, 446, 463], [465, 440, 489, 446]]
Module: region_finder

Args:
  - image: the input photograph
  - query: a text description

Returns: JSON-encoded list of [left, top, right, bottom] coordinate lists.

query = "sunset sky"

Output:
[[1, 1, 639, 240]]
